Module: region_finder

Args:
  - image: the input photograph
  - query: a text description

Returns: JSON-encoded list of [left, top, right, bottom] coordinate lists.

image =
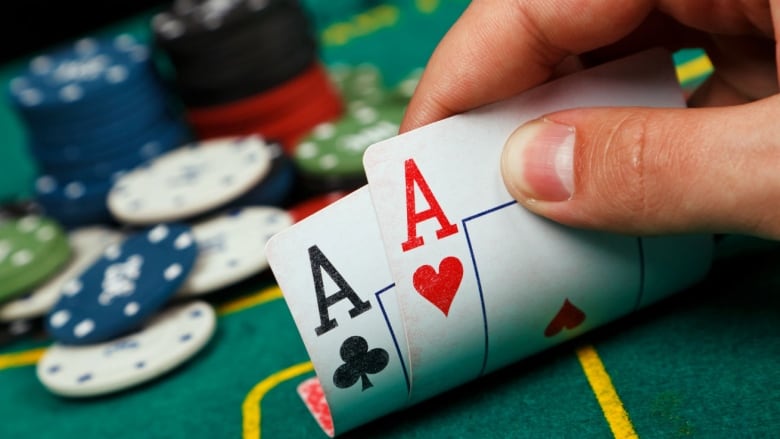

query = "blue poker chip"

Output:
[[15, 73, 169, 129], [46, 223, 198, 344], [38, 199, 114, 230], [27, 98, 170, 147], [35, 177, 113, 228], [35, 176, 111, 205], [8, 35, 155, 115], [28, 91, 173, 146], [232, 142, 296, 207], [32, 120, 191, 173]]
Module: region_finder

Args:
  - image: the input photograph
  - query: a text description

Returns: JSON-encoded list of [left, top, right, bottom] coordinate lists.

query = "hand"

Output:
[[401, 0, 780, 238]]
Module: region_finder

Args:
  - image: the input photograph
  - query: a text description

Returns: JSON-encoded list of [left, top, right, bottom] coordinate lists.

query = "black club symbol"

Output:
[[333, 336, 389, 391]]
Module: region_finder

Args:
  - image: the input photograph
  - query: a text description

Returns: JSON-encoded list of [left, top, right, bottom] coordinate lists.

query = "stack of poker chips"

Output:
[[28, 135, 306, 397], [0, 134, 349, 393], [7, 34, 192, 229], [292, 65, 422, 192], [153, 0, 343, 151]]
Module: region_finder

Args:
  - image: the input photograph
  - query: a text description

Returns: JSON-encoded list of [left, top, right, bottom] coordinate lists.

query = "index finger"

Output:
[[399, 0, 655, 133]]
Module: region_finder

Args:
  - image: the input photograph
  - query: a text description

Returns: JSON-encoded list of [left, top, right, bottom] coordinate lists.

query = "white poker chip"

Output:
[[0, 226, 123, 322], [107, 136, 272, 225], [37, 300, 215, 398], [177, 206, 293, 296]]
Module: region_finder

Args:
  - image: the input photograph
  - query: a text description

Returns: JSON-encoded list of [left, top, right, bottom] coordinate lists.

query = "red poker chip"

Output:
[[190, 81, 340, 135], [287, 191, 350, 223], [186, 63, 332, 126], [191, 82, 343, 152], [256, 88, 342, 152]]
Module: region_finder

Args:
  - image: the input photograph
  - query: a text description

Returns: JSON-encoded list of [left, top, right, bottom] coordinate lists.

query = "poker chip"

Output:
[[155, 0, 341, 150], [0, 318, 45, 348], [294, 101, 404, 182], [328, 63, 387, 106], [0, 226, 123, 322], [45, 224, 198, 345], [287, 192, 350, 223], [231, 142, 297, 207], [16, 75, 169, 129], [288, 63, 414, 192], [178, 206, 293, 296], [154, 0, 292, 46], [192, 87, 343, 152], [0, 215, 71, 302], [185, 62, 343, 151], [8, 33, 191, 229], [174, 36, 316, 107], [0, 200, 41, 222], [391, 67, 423, 102], [8, 35, 153, 114], [185, 63, 330, 125], [153, 0, 318, 106], [38, 123, 191, 185], [29, 118, 188, 170], [35, 177, 114, 228], [37, 300, 216, 398], [107, 136, 272, 225]]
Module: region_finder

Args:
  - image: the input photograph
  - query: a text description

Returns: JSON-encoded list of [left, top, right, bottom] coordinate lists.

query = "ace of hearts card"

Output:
[[266, 48, 713, 436], [362, 48, 712, 402]]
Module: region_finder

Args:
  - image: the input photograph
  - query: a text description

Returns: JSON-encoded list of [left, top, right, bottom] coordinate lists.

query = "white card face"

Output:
[[266, 187, 410, 435], [363, 49, 711, 402], [463, 202, 642, 373]]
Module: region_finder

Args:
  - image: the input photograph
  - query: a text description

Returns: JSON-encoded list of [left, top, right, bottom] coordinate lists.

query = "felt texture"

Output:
[[1, 3, 753, 438]]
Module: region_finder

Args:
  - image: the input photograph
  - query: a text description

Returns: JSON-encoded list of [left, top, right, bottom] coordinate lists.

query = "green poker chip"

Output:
[[0, 216, 71, 301], [389, 67, 423, 103], [294, 100, 405, 179], [300, 64, 422, 187], [328, 63, 387, 106]]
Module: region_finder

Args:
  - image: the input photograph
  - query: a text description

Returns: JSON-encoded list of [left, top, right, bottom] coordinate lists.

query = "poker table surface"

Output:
[[1, 2, 778, 438]]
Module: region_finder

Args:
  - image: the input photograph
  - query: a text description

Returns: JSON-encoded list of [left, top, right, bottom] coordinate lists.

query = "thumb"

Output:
[[500, 96, 780, 238]]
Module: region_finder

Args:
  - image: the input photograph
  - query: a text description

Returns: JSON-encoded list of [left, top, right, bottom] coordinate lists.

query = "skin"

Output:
[[400, 0, 780, 238]]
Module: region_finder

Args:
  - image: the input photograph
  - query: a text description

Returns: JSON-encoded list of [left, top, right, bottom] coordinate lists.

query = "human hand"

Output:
[[401, 0, 779, 238]]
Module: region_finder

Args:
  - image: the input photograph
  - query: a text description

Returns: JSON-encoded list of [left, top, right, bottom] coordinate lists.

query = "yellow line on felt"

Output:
[[0, 285, 281, 372], [217, 285, 284, 316], [242, 361, 315, 439], [576, 345, 638, 439], [675, 54, 713, 84], [0, 347, 46, 370]]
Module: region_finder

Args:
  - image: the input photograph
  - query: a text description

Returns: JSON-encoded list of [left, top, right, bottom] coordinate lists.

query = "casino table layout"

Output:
[[1, 2, 778, 438]]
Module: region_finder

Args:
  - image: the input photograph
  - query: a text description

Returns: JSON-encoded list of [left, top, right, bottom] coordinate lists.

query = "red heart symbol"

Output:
[[544, 299, 586, 337], [412, 256, 463, 316]]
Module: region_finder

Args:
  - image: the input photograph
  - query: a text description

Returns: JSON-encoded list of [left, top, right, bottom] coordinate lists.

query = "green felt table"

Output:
[[1, 2, 778, 438]]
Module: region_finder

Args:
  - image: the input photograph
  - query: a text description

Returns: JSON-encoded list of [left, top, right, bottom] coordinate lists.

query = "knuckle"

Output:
[[508, 0, 569, 65], [586, 111, 655, 223]]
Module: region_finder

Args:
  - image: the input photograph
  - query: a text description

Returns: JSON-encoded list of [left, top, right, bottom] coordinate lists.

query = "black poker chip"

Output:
[[175, 44, 317, 107], [153, 0, 294, 49], [0, 200, 42, 221], [154, 0, 306, 58], [0, 318, 46, 348], [153, 0, 318, 107]]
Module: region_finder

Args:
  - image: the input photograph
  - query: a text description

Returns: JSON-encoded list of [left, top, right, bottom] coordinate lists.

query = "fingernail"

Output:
[[501, 118, 575, 202]]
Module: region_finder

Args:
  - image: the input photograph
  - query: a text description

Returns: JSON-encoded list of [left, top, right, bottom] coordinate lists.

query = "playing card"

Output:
[[298, 377, 335, 438], [363, 49, 713, 402], [266, 187, 411, 436]]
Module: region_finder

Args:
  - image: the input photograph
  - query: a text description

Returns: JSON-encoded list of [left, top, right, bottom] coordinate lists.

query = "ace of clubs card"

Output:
[[266, 188, 411, 435]]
